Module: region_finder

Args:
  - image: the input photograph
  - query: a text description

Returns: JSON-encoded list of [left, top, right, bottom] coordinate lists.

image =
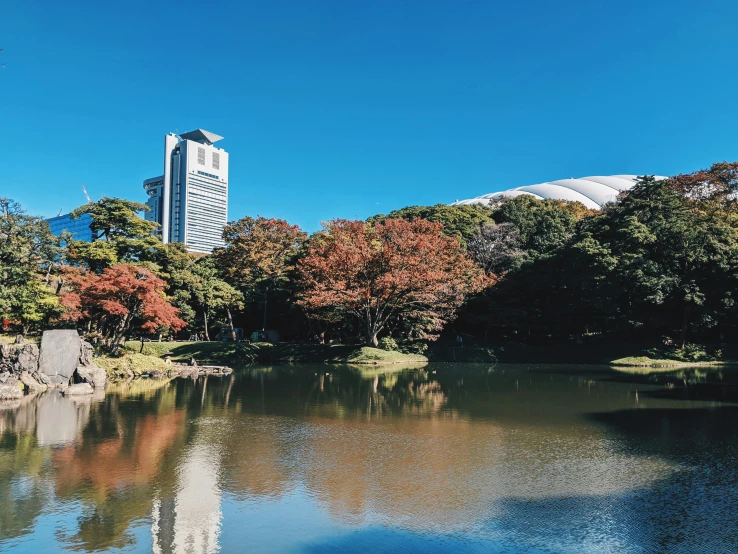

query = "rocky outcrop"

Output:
[[75, 366, 107, 389], [0, 343, 40, 374], [0, 332, 109, 397], [63, 383, 94, 396], [79, 340, 94, 367], [19, 371, 45, 392]]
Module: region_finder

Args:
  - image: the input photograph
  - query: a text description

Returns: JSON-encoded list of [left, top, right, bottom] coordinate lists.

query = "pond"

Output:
[[1, 363, 737, 553]]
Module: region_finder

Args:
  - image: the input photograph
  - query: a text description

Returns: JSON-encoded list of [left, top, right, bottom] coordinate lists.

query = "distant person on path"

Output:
[[140, 335, 145, 353]]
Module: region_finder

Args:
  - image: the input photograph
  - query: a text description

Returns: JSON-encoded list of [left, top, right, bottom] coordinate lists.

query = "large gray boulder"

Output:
[[38, 330, 81, 386], [63, 383, 93, 396], [0, 379, 23, 399], [75, 366, 107, 389]]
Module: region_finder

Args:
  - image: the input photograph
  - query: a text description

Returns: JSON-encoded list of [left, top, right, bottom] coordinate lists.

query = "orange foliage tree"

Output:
[[61, 264, 186, 353], [297, 219, 487, 346], [215, 216, 307, 329]]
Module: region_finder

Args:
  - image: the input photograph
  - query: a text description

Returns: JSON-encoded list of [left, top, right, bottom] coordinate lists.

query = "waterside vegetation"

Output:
[[3, 162, 738, 369]]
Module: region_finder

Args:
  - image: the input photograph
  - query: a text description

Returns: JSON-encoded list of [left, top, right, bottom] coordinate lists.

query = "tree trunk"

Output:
[[110, 314, 132, 355], [203, 309, 210, 341], [364, 308, 380, 347], [262, 288, 268, 330], [679, 303, 691, 349], [227, 308, 237, 341]]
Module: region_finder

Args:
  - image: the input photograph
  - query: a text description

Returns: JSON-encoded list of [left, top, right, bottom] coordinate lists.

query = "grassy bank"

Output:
[[113, 339, 737, 368], [123, 341, 427, 365], [428, 342, 734, 366], [125, 340, 263, 364], [96, 352, 170, 378], [272, 344, 427, 364], [610, 356, 728, 368]]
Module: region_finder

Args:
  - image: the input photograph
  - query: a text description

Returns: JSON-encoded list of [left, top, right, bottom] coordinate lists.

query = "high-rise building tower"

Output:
[[144, 129, 229, 253]]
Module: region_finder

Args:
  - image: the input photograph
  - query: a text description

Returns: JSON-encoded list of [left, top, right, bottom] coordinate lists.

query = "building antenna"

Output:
[[81, 185, 93, 203]]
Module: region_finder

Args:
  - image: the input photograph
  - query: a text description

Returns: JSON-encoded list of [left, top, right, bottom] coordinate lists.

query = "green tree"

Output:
[[483, 169, 738, 346], [189, 258, 244, 341], [0, 198, 65, 333], [368, 204, 493, 247], [146, 243, 199, 329], [491, 195, 591, 258], [581, 173, 738, 346], [69, 198, 161, 271]]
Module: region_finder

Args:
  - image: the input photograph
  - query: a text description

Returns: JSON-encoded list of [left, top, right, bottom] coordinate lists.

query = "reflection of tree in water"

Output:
[[5, 365, 738, 552], [303, 367, 450, 419], [53, 410, 187, 550], [0, 430, 49, 542], [48, 383, 194, 552]]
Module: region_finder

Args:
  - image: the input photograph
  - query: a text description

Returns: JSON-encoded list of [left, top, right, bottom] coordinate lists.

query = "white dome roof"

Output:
[[452, 174, 668, 210]]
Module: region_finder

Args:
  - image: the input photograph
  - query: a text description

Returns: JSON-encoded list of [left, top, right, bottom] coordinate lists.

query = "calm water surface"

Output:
[[1, 363, 738, 553]]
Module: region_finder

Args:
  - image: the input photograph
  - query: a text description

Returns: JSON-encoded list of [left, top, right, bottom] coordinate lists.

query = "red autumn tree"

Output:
[[297, 218, 487, 347], [61, 264, 186, 353]]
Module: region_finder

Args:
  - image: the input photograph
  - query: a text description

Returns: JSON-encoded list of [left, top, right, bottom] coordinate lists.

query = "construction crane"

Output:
[[81, 185, 93, 203]]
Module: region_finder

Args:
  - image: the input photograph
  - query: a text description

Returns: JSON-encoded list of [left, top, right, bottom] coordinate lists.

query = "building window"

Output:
[[212, 152, 220, 170], [197, 147, 205, 165]]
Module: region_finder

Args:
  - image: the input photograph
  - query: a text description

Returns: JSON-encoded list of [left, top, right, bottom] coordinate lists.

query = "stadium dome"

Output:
[[452, 174, 668, 210]]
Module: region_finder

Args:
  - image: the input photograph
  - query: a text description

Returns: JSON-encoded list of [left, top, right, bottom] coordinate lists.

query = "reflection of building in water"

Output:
[[152, 441, 223, 553]]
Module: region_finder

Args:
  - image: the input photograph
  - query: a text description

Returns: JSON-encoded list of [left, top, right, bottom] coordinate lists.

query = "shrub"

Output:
[[378, 337, 398, 351], [399, 341, 428, 355], [647, 342, 717, 363]]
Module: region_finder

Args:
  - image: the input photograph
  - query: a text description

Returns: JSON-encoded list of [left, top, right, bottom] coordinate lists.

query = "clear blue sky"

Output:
[[2, 0, 738, 231]]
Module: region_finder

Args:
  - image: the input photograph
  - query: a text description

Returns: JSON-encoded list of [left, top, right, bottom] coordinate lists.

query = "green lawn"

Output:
[[610, 356, 725, 367], [270, 343, 427, 364], [96, 352, 170, 376], [124, 340, 264, 364], [123, 341, 427, 365]]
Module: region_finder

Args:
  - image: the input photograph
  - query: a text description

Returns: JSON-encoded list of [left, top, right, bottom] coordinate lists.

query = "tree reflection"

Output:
[[0, 393, 55, 543], [3, 364, 738, 552], [51, 387, 189, 551]]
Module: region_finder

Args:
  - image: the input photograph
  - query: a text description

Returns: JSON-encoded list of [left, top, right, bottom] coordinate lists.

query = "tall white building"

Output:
[[144, 129, 229, 253]]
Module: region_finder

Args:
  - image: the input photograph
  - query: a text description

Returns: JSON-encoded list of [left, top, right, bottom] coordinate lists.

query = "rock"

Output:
[[75, 366, 107, 389], [0, 344, 12, 372], [14, 344, 39, 373], [19, 371, 45, 392], [0, 379, 23, 399], [38, 330, 81, 386], [34, 371, 53, 387], [14, 334, 23, 344], [79, 340, 95, 367], [0, 343, 40, 374], [63, 383, 93, 396]]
